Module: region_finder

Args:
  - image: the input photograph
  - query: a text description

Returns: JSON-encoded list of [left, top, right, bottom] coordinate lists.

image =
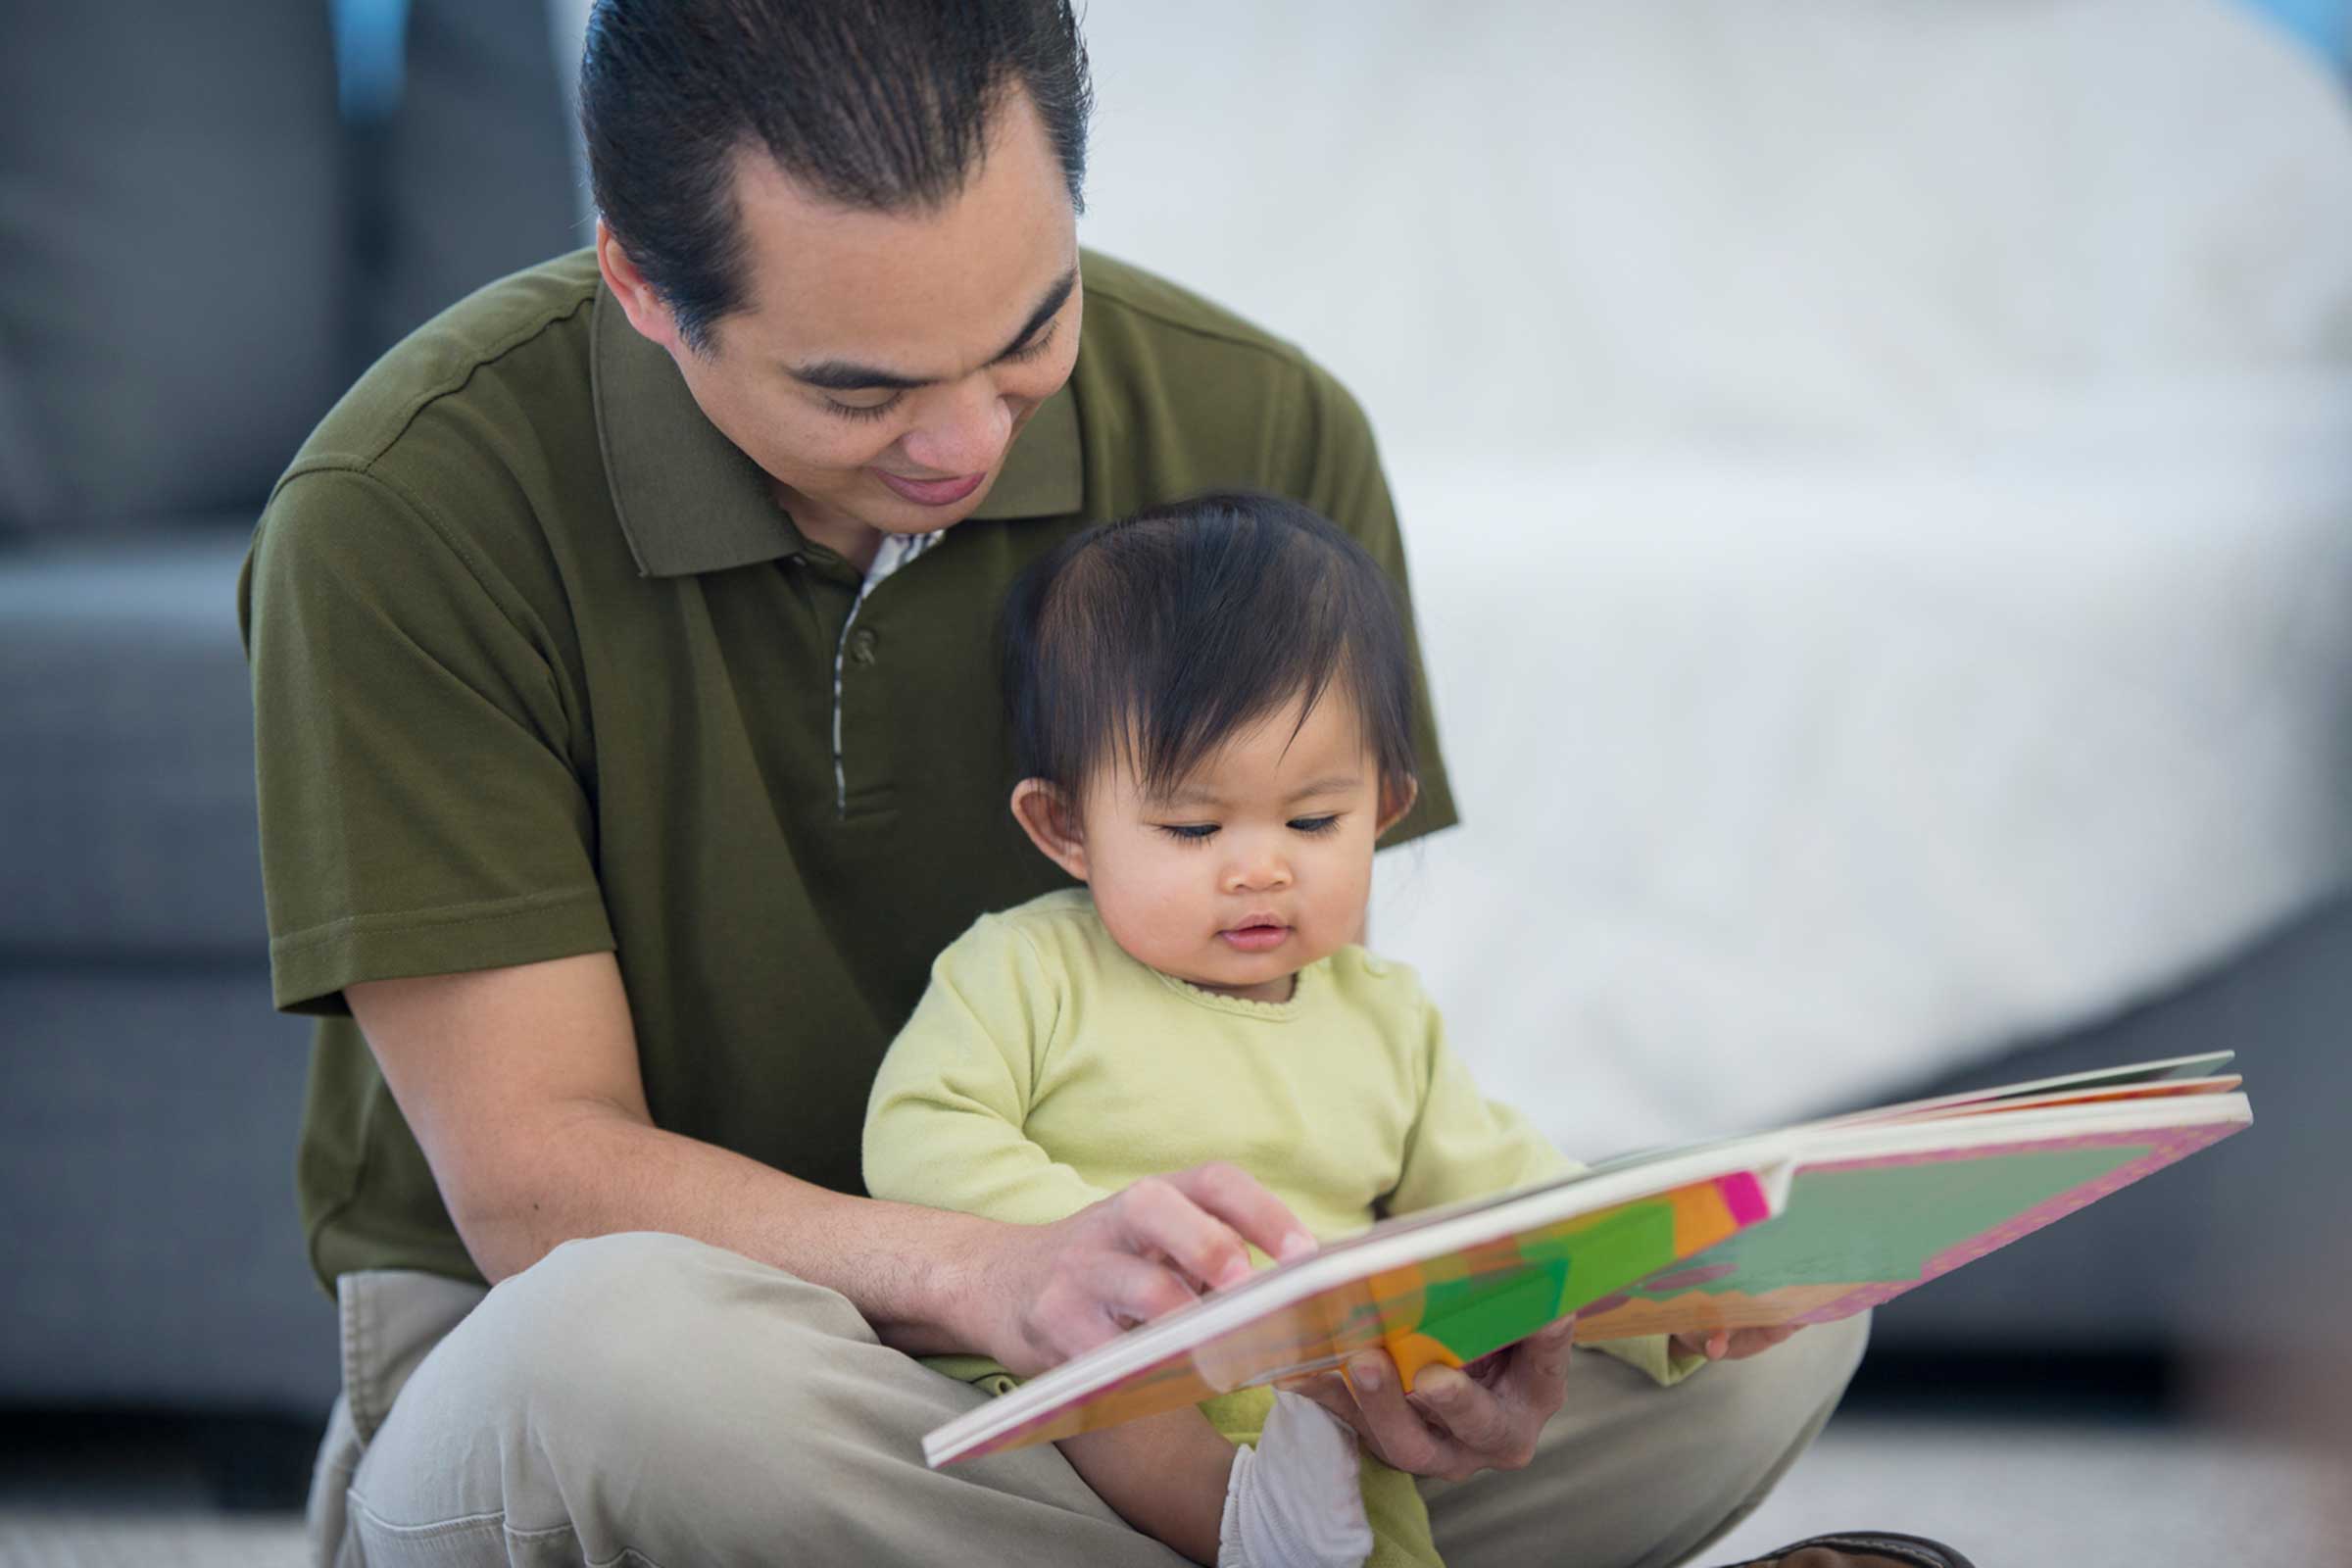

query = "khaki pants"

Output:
[[311, 1233, 1867, 1568]]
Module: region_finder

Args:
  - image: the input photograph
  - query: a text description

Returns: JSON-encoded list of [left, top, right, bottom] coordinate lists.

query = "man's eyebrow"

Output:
[[784, 267, 1079, 393], [992, 268, 1079, 365]]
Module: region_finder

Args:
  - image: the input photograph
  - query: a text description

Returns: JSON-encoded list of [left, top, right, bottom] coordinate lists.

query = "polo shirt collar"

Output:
[[592, 282, 1083, 578]]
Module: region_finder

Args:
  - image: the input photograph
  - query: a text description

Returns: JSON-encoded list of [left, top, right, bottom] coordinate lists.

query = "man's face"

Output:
[[606, 92, 1082, 557]]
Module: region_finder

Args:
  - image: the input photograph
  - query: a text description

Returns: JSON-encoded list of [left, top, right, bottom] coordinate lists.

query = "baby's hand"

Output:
[[1669, 1324, 1804, 1362]]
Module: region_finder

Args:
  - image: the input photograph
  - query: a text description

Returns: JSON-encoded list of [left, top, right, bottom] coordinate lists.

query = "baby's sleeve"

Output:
[[861, 916, 1116, 1228], [1386, 994, 1707, 1388], [1385, 996, 1577, 1215]]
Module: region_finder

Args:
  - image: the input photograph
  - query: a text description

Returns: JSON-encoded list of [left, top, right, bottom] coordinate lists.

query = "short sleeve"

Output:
[[1289, 360, 1459, 848], [239, 466, 612, 1013], [862, 916, 1116, 1227]]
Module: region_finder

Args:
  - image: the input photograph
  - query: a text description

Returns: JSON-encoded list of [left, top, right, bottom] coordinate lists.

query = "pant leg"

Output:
[[312, 1231, 1188, 1568], [1422, 1313, 1870, 1568], [307, 1266, 492, 1567]]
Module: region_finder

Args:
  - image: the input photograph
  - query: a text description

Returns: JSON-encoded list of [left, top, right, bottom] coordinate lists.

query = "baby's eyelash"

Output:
[[1155, 818, 1341, 843]]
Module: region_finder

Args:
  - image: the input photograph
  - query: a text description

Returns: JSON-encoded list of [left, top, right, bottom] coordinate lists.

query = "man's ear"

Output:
[[1374, 775, 1421, 840], [595, 220, 686, 354], [1011, 779, 1090, 882]]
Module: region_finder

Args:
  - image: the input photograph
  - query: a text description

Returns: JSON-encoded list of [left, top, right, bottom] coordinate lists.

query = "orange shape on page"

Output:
[[1666, 1180, 1743, 1254], [1362, 1262, 1431, 1333], [1384, 1331, 1464, 1389]]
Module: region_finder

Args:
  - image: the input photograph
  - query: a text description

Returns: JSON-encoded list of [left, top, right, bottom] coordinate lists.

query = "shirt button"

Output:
[[850, 628, 879, 664]]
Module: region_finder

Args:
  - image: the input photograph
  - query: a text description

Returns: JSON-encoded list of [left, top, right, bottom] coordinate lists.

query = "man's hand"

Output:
[[1286, 1317, 1577, 1485], [1669, 1324, 1804, 1362], [969, 1162, 1319, 1378]]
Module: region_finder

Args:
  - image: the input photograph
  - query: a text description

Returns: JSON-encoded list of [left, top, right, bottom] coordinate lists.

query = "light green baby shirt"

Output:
[[862, 888, 1693, 1385]]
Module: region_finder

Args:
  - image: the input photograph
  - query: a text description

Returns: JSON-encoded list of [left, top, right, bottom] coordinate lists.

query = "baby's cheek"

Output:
[[1097, 881, 1190, 966], [1323, 857, 1377, 938]]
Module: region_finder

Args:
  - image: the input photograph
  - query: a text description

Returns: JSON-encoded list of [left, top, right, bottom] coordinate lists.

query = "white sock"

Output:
[[1216, 1390, 1375, 1568]]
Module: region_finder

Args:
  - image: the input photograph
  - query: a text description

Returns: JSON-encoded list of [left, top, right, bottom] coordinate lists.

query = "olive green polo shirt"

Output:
[[240, 247, 1459, 1294]]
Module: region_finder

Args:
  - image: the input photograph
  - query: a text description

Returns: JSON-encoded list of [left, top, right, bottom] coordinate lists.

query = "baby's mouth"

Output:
[[1218, 920, 1291, 954]]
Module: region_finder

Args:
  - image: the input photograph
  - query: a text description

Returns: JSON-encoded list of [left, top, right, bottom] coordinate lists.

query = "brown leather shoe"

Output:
[[1719, 1531, 1977, 1568]]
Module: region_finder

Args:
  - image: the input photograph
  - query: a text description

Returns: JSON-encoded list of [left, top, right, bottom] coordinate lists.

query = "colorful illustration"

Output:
[[1575, 1122, 2241, 1341], [926, 1062, 2249, 1468], [1364, 1168, 1771, 1386], [943, 1171, 1772, 1462]]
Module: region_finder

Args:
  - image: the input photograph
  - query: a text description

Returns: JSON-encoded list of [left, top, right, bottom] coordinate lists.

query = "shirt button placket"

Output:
[[834, 620, 885, 814]]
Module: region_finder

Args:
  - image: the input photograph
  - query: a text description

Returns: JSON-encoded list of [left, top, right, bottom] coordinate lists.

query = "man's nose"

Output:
[[897, 378, 1014, 476]]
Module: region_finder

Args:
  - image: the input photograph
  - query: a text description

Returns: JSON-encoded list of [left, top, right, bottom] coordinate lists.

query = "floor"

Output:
[[1706, 1413, 2342, 1564], [0, 1406, 2339, 1566]]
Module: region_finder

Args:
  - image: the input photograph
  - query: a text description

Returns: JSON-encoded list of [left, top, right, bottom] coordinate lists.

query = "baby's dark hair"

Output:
[[1003, 492, 1417, 806]]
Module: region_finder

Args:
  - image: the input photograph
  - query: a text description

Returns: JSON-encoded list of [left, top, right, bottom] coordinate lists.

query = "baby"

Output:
[[863, 493, 1708, 1568]]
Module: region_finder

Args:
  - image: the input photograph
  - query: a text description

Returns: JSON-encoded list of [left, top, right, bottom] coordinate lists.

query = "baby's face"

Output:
[[1076, 693, 1396, 1004]]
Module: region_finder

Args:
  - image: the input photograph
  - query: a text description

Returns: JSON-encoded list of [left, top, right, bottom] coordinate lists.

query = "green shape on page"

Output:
[[1411, 1200, 1682, 1370]]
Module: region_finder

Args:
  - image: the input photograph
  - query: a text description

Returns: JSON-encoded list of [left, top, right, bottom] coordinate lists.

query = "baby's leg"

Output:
[[1059, 1406, 1241, 1565], [1062, 1393, 1374, 1568]]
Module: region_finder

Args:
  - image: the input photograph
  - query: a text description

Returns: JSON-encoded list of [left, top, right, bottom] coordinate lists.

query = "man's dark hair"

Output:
[[580, 0, 1093, 352], [1004, 493, 1419, 809]]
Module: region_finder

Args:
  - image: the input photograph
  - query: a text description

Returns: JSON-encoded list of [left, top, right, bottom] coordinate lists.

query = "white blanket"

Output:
[[1068, 0, 2352, 1149], [1371, 437, 2352, 1152]]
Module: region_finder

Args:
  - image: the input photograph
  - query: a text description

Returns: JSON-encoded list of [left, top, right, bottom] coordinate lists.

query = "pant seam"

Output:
[[349, 1491, 673, 1568], [507, 1515, 674, 1568], [343, 1276, 378, 1444], [347, 1493, 510, 1544]]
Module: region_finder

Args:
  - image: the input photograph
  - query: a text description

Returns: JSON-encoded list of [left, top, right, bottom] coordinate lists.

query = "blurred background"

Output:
[[2, 0, 2347, 1560]]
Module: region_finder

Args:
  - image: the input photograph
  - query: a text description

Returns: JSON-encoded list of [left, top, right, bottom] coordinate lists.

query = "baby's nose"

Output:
[[1224, 854, 1293, 892]]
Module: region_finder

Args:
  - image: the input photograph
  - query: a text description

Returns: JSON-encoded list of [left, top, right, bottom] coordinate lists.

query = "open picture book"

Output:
[[924, 1053, 2249, 1466]]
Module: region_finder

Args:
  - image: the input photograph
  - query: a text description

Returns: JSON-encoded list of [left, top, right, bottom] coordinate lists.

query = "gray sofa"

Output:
[[1, 0, 2338, 1486], [0, 0, 575, 1425]]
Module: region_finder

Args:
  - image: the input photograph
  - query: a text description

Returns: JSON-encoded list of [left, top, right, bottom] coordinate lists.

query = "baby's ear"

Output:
[[1011, 779, 1090, 881], [1375, 774, 1421, 839]]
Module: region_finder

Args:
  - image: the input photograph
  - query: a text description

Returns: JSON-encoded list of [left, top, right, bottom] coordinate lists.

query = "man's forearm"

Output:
[[455, 1102, 1002, 1357]]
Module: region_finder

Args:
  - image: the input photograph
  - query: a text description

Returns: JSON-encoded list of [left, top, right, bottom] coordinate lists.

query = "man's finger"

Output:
[[1727, 1324, 1801, 1359], [1494, 1319, 1576, 1416], [1341, 1350, 1454, 1477], [1112, 1177, 1254, 1291], [1284, 1369, 1370, 1437], [1531, 1314, 1577, 1345], [1520, 1314, 1577, 1367], [1407, 1364, 1514, 1453], [1084, 1249, 1200, 1331], [1164, 1162, 1319, 1266]]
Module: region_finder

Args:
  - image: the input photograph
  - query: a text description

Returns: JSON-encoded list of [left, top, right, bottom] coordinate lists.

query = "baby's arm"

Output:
[[862, 918, 1116, 1226], [1065, 1394, 1374, 1568]]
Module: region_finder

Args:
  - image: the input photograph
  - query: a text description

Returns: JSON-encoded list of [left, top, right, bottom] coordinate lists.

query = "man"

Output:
[[243, 2, 1955, 1564]]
